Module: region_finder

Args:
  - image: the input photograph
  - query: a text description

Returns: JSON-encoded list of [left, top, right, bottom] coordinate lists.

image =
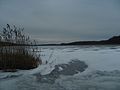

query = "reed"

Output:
[[0, 24, 42, 71]]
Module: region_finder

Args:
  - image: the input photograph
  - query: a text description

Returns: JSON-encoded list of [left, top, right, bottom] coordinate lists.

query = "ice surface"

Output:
[[0, 45, 120, 90]]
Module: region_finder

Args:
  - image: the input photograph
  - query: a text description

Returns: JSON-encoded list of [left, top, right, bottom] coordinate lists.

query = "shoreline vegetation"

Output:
[[0, 24, 42, 72]]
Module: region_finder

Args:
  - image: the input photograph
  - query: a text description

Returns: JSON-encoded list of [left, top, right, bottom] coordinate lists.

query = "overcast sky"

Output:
[[0, 0, 120, 43]]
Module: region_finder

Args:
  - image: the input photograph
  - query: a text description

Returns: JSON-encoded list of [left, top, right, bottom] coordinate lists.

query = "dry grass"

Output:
[[0, 24, 42, 71], [0, 52, 41, 70]]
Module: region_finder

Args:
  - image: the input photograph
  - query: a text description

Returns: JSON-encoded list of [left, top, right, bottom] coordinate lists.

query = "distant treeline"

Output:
[[0, 32, 120, 46], [35, 35, 120, 46], [61, 36, 120, 45]]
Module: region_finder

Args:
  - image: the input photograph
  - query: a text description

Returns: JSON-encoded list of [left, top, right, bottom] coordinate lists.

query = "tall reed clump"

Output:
[[0, 24, 42, 71]]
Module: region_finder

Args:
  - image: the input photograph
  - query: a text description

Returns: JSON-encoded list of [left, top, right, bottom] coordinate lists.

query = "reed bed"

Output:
[[0, 24, 41, 71]]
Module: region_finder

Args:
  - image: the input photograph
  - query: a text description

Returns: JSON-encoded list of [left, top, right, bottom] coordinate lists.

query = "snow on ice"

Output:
[[0, 45, 120, 90]]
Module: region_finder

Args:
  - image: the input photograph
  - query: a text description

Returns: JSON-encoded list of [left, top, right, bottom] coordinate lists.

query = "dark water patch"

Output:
[[109, 47, 117, 49], [55, 60, 88, 75], [34, 59, 88, 83]]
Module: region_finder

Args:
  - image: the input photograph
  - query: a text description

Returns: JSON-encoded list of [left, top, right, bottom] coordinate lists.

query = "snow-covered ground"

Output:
[[0, 45, 120, 90]]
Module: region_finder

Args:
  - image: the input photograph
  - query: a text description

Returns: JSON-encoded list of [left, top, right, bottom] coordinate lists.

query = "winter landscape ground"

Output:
[[0, 45, 120, 90]]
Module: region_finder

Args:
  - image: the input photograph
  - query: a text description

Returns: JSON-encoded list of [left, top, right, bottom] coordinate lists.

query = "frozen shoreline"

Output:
[[0, 45, 120, 90]]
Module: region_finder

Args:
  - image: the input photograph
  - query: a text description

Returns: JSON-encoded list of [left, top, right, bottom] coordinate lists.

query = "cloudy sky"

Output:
[[0, 0, 120, 43]]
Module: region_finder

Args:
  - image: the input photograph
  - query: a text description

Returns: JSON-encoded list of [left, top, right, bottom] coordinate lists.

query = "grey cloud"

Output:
[[0, 0, 120, 43]]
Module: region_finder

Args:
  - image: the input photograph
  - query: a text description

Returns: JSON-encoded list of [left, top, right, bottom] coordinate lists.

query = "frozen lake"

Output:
[[0, 45, 120, 90]]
